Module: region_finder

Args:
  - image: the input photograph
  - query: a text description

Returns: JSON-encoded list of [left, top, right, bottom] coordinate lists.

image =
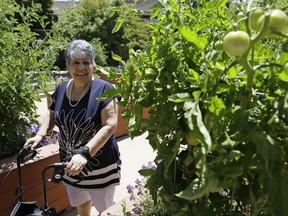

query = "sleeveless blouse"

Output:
[[50, 78, 121, 190]]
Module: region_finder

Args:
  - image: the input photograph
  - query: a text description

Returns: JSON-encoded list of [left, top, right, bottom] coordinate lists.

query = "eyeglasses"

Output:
[[70, 61, 92, 68]]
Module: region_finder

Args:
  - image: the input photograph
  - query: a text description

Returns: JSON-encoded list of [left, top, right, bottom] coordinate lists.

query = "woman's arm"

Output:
[[25, 109, 55, 149], [87, 97, 118, 156]]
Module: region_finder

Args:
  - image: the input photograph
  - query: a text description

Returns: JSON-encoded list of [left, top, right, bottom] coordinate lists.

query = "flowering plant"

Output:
[[123, 162, 166, 216], [26, 124, 59, 148]]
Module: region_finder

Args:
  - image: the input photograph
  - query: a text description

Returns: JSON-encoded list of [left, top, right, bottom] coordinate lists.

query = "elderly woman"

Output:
[[25, 39, 121, 215]]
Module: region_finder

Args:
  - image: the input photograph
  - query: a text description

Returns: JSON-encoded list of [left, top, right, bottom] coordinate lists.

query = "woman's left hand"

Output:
[[65, 154, 87, 176]]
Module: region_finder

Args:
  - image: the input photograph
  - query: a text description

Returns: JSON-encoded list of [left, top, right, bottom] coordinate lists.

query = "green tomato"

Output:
[[249, 9, 264, 31], [214, 41, 224, 50], [237, 12, 246, 20], [257, 9, 288, 34], [185, 130, 200, 146], [223, 31, 251, 56]]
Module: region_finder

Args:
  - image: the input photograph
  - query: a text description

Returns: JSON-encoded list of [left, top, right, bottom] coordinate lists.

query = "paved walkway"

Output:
[[35, 96, 156, 215]]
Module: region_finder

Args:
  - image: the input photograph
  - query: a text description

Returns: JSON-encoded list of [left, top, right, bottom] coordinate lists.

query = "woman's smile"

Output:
[[67, 56, 94, 87]]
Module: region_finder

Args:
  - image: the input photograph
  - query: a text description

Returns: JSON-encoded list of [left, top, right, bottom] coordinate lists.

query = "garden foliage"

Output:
[[102, 0, 288, 215], [0, 0, 65, 158]]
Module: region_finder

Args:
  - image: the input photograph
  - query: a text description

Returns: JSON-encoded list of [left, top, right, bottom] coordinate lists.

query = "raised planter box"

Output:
[[0, 145, 72, 215]]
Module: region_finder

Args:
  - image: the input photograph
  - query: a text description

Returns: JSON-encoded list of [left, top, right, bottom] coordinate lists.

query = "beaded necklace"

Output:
[[68, 80, 91, 107]]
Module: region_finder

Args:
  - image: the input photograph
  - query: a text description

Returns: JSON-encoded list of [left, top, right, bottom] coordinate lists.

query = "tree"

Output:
[[120, 13, 152, 60], [14, 0, 56, 34], [55, 0, 152, 66]]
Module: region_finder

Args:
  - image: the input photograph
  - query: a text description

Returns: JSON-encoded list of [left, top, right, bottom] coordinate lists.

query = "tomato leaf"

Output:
[[251, 131, 277, 176], [279, 66, 288, 82], [178, 25, 208, 50], [176, 167, 219, 200], [184, 101, 212, 151], [168, 92, 191, 103], [208, 96, 226, 116], [96, 87, 119, 100], [264, 173, 288, 216]]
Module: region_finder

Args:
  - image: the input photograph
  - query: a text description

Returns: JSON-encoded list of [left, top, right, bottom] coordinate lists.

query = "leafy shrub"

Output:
[[0, 0, 65, 159]]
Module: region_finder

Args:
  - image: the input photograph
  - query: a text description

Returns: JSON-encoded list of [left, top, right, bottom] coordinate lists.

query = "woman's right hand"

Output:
[[25, 135, 43, 150]]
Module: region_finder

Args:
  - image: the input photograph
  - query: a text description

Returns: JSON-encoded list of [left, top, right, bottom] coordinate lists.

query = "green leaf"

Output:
[[112, 18, 123, 33], [184, 101, 212, 150], [229, 107, 249, 136], [227, 66, 237, 79], [251, 131, 277, 176], [96, 88, 119, 100], [212, 162, 244, 177], [264, 173, 288, 216], [208, 96, 226, 116], [279, 66, 288, 82], [111, 52, 122, 62], [192, 91, 201, 100], [176, 167, 219, 200], [168, 92, 191, 103], [150, 8, 160, 20], [178, 25, 208, 50], [138, 169, 155, 177]]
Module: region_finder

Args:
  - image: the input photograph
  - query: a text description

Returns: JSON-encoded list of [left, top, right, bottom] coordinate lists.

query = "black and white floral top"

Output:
[[50, 78, 121, 190]]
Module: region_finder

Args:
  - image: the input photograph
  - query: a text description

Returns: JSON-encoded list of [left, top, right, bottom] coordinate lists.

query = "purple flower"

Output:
[[126, 184, 134, 194], [39, 138, 49, 147], [129, 195, 136, 201], [27, 124, 39, 134], [137, 190, 143, 196], [26, 123, 59, 147], [135, 178, 142, 186], [132, 206, 142, 214], [142, 161, 157, 170]]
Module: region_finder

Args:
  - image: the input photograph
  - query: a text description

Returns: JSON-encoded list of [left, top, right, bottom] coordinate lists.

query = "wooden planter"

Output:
[[115, 106, 150, 138], [0, 145, 72, 215]]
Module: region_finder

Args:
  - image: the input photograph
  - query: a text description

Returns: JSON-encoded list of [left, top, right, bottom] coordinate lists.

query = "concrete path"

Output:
[[35, 95, 156, 215]]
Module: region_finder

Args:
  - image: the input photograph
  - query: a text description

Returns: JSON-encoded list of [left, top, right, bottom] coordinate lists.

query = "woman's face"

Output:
[[67, 56, 94, 86]]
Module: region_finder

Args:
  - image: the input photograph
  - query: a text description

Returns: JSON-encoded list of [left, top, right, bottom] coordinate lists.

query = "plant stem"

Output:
[[238, 57, 254, 92], [237, 55, 254, 109]]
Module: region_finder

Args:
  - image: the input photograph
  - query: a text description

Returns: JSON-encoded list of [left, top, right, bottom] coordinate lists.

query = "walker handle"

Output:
[[17, 144, 37, 164]]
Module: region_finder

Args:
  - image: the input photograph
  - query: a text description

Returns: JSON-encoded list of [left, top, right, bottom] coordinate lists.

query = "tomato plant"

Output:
[[103, 0, 288, 215]]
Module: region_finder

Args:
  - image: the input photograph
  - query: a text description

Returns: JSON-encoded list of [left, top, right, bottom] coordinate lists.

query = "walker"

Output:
[[9, 145, 67, 216]]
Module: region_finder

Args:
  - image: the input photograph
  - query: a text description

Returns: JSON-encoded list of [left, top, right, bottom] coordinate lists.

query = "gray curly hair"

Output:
[[65, 39, 95, 65]]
